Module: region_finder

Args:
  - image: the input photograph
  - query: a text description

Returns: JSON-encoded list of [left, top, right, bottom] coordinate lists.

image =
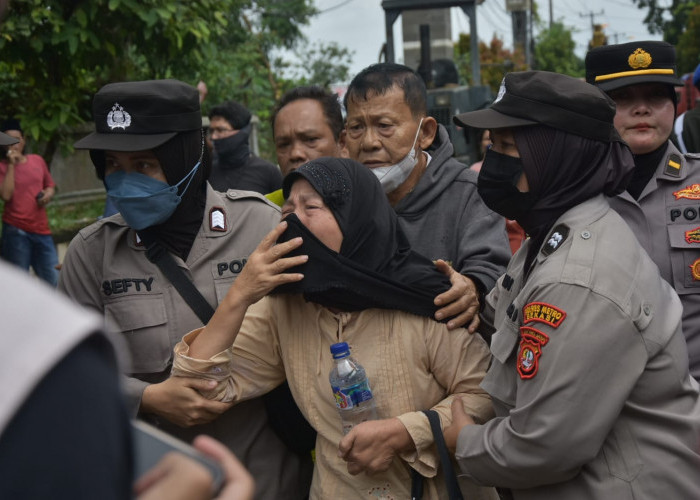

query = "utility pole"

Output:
[[610, 32, 627, 44], [580, 9, 605, 36], [549, 0, 553, 29], [507, 0, 531, 68]]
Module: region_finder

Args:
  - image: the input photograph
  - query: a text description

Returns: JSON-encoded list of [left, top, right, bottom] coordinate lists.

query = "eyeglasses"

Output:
[[207, 127, 235, 137]]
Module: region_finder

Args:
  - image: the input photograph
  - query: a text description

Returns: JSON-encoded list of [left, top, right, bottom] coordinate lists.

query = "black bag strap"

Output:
[[145, 242, 215, 324], [411, 409, 464, 500]]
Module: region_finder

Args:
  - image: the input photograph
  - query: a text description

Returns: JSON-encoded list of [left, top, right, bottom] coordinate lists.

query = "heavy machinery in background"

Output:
[[381, 0, 493, 164]]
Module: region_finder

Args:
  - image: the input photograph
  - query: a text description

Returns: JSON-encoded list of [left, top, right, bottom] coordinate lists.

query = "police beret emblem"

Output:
[[628, 48, 652, 70], [107, 102, 132, 130], [493, 77, 506, 104]]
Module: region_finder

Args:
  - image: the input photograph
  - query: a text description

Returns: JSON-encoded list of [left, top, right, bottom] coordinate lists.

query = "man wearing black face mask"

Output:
[[208, 100, 282, 195], [59, 79, 312, 499]]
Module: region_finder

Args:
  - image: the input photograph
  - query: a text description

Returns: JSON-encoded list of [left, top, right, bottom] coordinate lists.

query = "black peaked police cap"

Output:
[[585, 41, 683, 92], [74, 79, 201, 151], [453, 71, 620, 142]]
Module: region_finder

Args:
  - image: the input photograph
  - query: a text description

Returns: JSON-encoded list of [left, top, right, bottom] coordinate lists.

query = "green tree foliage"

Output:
[[632, 0, 698, 44], [0, 0, 330, 162], [533, 22, 584, 77], [454, 33, 526, 93], [676, 5, 700, 73]]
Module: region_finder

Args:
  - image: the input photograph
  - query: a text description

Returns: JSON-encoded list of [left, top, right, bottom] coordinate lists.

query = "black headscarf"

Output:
[[271, 157, 451, 318], [512, 125, 635, 271], [139, 129, 210, 260]]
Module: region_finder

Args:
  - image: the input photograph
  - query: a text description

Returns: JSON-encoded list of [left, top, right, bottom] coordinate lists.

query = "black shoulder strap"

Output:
[[411, 409, 464, 500], [145, 242, 215, 324]]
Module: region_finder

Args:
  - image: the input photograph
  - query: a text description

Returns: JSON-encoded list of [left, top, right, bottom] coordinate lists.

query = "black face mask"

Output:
[[477, 148, 536, 221], [212, 124, 250, 167]]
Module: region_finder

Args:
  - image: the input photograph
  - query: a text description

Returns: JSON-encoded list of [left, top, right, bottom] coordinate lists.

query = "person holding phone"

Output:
[[0, 118, 59, 286]]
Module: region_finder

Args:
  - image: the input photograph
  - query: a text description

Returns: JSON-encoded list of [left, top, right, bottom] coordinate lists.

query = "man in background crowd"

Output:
[[342, 63, 511, 331], [0, 118, 59, 286], [208, 100, 281, 195]]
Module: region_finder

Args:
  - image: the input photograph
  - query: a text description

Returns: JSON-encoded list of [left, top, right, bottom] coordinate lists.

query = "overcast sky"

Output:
[[292, 0, 663, 81]]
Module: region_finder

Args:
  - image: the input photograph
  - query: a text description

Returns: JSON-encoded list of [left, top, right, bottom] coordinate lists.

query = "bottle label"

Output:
[[332, 381, 373, 410]]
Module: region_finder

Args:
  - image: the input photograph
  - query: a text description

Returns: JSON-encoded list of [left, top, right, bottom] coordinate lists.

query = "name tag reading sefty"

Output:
[[103, 277, 155, 296]]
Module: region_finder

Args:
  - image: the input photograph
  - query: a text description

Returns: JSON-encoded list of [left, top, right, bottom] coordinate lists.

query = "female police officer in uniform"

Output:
[[59, 79, 311, 499], [445, 71, 700, 499], [586, 41, 700, 382]]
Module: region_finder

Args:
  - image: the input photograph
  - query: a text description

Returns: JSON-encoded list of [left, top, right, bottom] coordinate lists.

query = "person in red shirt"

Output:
[[0, 119, 58, 285]]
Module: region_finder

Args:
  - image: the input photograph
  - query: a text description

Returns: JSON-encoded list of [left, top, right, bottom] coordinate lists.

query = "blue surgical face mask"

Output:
[[104, 161, 200, 230], [371, 117, 424, 193]]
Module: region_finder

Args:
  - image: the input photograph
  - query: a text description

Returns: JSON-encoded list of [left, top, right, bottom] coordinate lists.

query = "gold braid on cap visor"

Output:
[[595, 69, 675, 82]]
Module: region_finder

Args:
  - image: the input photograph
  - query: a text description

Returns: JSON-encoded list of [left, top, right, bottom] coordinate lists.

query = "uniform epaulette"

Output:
[[664, 153, 683, 177], [684, 152, 700, 161], [225, 189, 280, 210], [76, 213, 128, 240]]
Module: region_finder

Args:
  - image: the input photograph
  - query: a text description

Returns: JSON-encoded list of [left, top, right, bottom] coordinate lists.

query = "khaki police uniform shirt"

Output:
[[455, 195, 700, 500], [609, 141, 700, 380], [58, 185, 312, 500]]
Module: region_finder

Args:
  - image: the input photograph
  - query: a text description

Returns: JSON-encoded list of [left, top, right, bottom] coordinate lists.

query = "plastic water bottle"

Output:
[[329, 342, 378, 435]]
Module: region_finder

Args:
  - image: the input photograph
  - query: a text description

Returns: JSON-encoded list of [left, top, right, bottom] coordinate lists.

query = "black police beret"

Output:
[[453, 71, 620, 142], [75, 79, 201, 151], [585, 41, 683, 92]]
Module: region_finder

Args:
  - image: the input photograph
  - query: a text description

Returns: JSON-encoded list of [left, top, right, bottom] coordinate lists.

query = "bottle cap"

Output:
[[330, 342, 350, 358]]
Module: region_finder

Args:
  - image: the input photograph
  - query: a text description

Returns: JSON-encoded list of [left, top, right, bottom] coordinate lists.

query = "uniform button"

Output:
[[581, 230, 591, 240], [643, 305, 652, 315]]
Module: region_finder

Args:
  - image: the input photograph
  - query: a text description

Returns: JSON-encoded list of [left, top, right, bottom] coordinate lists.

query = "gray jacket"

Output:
[[456, 195, 700, 499], [394, 125, 511, 292], [609, 141, 700, 381]]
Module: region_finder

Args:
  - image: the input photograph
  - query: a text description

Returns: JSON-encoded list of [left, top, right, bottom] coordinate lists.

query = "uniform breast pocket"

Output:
[[211, 259, 244, 304], [481, 317, 520, 407], [213, 275, 236, 304], [104, 294, 171, 374], [667, 225, 700, 294]]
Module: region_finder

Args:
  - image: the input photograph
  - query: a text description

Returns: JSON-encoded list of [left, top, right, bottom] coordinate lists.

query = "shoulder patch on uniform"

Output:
[[517, 326, 549, 380], [523, 302, 566, 328], [685, 227, 700, 244], [673, 184, 700, 200], [664, 153, 682, 177], [690, 258, 700, 281], [209, 207, 227, 232], [541, 224, 569, 256]]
